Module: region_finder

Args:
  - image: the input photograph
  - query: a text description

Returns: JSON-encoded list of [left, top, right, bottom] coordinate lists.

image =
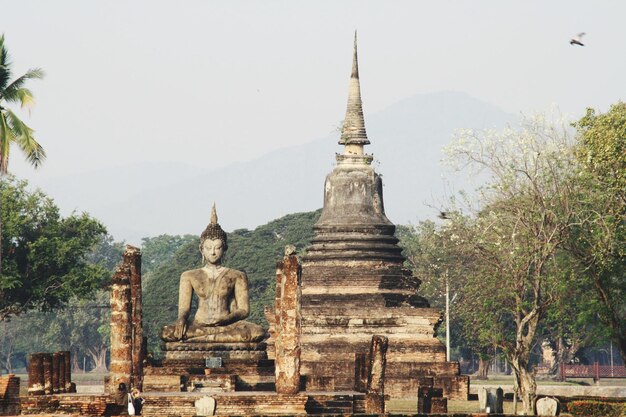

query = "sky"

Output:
[[3, 1, 625, 203]]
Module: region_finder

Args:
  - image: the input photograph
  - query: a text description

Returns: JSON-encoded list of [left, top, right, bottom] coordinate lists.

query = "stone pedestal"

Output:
[[162, 342, 268, 363]]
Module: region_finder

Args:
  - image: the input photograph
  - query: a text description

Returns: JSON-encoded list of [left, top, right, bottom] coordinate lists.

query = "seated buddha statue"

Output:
[[160, 205, 266, 344]]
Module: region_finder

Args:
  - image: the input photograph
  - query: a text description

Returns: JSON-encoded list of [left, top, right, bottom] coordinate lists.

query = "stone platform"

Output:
[[19, 391, 368, 416], [144, 355, 276, 393]]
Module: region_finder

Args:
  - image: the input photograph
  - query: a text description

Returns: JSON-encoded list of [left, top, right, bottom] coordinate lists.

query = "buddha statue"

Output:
[[160, 205, 266, 344]]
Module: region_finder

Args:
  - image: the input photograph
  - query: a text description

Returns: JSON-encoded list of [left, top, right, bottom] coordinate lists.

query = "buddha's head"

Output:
[[200, 203, 228, 265]]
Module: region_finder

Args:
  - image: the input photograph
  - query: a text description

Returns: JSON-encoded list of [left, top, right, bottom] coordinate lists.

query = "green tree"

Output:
[[569, 103, 626, 363], [445, 113, 577, 414], [0, 176, 108, 320], [0, 34, 46, 275]]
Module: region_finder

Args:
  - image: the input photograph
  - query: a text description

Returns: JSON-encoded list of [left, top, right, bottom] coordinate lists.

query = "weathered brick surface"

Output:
[[27, 353, 45, 395], [141, 392, 308, 416], [274, 253, 301, 394], [109, 262, 132, 393], [19, 394, 109, 416], [0, 374, 20, 416], [364, 335, 388, 414], [126, 245, 144, 391], [42, 354, 53, 395], [61, 350, 72, 392]]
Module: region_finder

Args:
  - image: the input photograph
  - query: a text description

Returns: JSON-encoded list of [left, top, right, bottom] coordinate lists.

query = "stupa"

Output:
[[297, 34, 468, 399]]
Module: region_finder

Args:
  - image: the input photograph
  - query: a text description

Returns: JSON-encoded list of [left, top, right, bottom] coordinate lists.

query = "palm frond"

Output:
[[0, 111, 13, 174], [4, 108, 45, 168], [2, 87, 36, 110], [1, 68, 44, 107], [0, 34, 12, 92]]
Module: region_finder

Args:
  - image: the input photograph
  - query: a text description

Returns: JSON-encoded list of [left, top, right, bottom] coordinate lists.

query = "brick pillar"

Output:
[[354, 353, 368, 392], [52, 352, 61, 394], [274, 247, 301, 394], [27, 353, 45, 395], [364, 335, 388, 414], [42, 353, 53, 395], [61, 351, 72, 393], [109, 262, 132, 393], [125, 245, 143, 390], [58, 352, 67, 393]]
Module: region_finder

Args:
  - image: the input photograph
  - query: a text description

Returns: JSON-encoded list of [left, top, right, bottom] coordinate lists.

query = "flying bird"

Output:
[[570, 32, 585, 46]]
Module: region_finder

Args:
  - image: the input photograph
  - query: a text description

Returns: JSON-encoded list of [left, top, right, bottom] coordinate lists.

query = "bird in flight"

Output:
[[570, 32, 585, 46]]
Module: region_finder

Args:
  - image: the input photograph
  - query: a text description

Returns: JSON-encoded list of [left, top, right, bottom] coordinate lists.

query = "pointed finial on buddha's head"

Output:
[[201, 202, 228, 250], [210, 202, 218, 225]]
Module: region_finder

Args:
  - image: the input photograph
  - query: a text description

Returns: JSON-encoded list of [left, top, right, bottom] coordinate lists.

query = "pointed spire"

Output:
[[339, 31, 370, 148], [210, 202, 218, 225]]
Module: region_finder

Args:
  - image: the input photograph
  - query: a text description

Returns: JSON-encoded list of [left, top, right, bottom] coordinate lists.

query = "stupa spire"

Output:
[[339, 31, 370, 152]]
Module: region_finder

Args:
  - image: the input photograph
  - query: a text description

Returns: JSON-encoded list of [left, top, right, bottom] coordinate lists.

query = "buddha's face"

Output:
[[202, 238, 225, 265]]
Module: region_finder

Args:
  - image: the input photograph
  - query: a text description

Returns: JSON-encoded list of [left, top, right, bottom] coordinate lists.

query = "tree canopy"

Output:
[[0, 177, 108, 321]]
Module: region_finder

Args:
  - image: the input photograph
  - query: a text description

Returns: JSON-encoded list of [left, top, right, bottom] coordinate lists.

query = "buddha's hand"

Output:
[[174, 318, 187, 340]]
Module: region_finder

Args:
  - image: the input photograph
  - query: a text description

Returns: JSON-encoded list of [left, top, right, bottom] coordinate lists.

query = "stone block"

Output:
[[195, 396, 216, 416], [142, 374, 184, 392], [189, 374, 236, 392], [536, 397, 559, 416], [478, 386, 503, 413]]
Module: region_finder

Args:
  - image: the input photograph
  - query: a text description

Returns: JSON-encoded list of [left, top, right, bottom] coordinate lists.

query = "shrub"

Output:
[[567, 400, 626, 417]]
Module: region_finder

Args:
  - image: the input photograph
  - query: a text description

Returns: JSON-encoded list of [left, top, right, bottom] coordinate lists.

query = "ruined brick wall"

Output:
[[0, 374, 20, 416]]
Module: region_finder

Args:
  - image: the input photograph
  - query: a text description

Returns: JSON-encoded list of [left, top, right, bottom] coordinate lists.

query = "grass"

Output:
[[387, 398, 517, 414]]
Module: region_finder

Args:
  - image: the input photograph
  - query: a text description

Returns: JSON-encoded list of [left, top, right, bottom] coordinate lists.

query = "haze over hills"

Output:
[[34, 91, 517, 243]]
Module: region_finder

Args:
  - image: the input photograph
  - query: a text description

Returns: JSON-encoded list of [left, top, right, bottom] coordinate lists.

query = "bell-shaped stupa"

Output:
[[297, 34, 468, 399]]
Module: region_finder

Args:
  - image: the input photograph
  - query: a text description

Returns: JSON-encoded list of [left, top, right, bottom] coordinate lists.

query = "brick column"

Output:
[[354, 353, 368, 392], [52, 352, 61, 394], [125, 245, 143, 390], [274, 247, 301, 394], [42, 353, 53, 395], [27, 353, 45, 395], [109, 262, 132, 393], [58, 352, 67, 393], [61, 351, 72, 393], [364, 335, 388, 414]]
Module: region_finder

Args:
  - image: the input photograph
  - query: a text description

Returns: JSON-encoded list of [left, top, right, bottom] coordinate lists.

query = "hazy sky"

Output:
[[4, 1, 625, 181]]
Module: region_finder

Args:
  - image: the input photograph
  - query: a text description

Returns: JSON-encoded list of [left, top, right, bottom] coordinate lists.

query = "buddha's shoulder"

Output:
[[222, 268, 247, 279], [180, 267, 246, 280], [180, 267, 207, 280]]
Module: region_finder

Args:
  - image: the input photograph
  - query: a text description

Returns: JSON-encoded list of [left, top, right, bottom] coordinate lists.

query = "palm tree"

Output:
[[0, 34, 46, 275], [0, 34, 46, 174]]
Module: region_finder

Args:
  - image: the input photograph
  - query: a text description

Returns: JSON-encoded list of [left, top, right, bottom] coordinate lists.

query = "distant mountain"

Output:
[[37, 91, 517, 243]]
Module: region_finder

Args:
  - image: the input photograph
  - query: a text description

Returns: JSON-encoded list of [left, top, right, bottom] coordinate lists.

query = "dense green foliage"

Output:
[[568, 103, 626, 364], [142, 210, 320, 353], [0, 177, 108, 321]]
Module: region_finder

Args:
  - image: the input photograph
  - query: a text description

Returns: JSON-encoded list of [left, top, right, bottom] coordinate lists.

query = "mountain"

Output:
[[37, 91, 517, 243]]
